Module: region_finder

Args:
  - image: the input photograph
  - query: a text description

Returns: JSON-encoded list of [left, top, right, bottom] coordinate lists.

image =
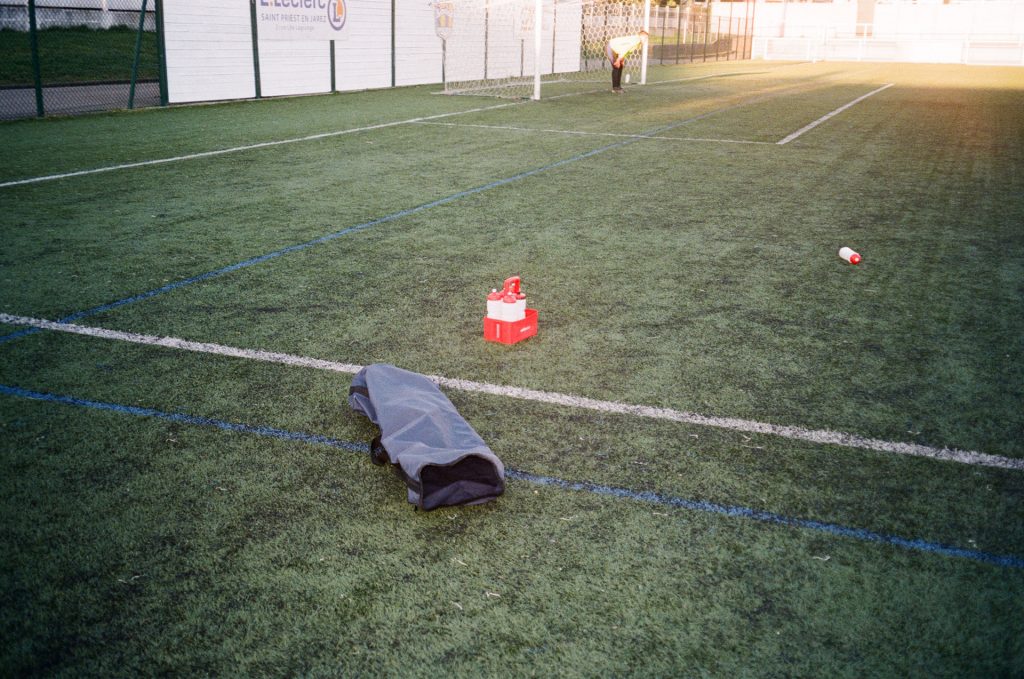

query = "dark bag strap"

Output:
[[369, 434, 389, 466], [392, 464, 422, 497], [368, 435, 423, 497]]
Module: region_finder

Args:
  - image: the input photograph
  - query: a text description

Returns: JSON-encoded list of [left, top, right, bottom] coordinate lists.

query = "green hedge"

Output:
[[0, 27, 158, 87]]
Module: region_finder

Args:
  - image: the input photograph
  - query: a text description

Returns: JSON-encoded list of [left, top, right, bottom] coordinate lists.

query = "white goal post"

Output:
[[439, 0, 652, 100]]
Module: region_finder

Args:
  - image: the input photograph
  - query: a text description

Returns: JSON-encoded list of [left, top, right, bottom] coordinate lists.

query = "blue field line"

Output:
[[0, 112, 710, 346], [3, 382, 1022, 570], [504, 470, 1024, 570], [0, 383, 365, 454]]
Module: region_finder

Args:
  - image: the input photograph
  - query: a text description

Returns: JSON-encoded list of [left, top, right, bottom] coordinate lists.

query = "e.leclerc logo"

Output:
[[260, 0, 345, 32], [328, 0, 346, 31]]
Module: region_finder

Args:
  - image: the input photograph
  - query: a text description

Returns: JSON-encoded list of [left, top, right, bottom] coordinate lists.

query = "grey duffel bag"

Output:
[[348, 364, 505, 510]]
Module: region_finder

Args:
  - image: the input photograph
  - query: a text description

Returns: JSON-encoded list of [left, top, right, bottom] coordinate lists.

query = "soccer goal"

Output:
[[438, 0, 652, 100]]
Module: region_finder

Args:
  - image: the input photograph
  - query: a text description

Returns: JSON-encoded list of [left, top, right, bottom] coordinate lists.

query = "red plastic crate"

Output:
[[483, 308, 538, 345]]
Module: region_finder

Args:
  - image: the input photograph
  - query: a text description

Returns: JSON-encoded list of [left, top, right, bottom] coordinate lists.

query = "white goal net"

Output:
[[438, 0, 651, 99]]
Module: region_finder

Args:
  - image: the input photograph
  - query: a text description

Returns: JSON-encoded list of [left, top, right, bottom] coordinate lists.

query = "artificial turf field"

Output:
[[1, 59, 1023, 677]]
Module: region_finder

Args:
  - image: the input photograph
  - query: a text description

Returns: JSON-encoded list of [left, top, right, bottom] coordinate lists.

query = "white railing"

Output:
[[756, 25, 1024, 65]]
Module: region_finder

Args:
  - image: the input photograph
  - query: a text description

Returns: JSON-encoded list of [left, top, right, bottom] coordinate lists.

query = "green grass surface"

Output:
[[2, 60, 1023, 676], [0, 27, 159, 87]]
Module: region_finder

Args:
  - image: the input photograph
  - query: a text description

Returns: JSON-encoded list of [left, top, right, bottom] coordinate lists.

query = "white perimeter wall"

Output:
[[164, 0, 445, 103], [746, 0, 1024, 65], [164, 0, 589, 104], [874, 1, 1024, 38], [395, 2, 442, 86], [164, 1, 256, 103], [164, 1, 1024, 105], [336, 1, 393, 91], [747, 0, 1024, 39]]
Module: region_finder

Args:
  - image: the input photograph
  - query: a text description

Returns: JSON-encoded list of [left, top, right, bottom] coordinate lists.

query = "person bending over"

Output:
[[606, 29, 649, 93]]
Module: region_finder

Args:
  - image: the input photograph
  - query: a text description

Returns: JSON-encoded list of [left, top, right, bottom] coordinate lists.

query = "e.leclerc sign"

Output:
[[257, 0, 348, 41]]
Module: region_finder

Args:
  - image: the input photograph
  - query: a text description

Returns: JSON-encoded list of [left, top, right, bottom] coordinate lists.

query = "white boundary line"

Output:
[[2, 73, 843, 189], [0, 314, 364, 375], [648, 71, 755, 87], [0, 101, 522, 190], [2, 70, 821, 190], [2, 312, 1020, 471], [441, 70, 753, 99], [777, 83, 894, 145], [416, 121, 773, 145]]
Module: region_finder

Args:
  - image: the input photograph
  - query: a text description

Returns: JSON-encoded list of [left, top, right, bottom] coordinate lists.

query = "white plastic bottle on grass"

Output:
[[501, 291, 525, 322], [839, 247, 861, 265], [486, 289, 503, 319]]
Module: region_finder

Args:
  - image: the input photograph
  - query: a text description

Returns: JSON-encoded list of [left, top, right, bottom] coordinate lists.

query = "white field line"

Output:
[[648, 71, 753, 86], [416, 121, 773, 145], [777, 83, 894, 145], [2, 73, 825, 189], [443, 71, 754, 101], [453, 70, 795, 104], [0, 314, 364, 375], [0, 101, 522, 189], [3, 312, 1021, 472]]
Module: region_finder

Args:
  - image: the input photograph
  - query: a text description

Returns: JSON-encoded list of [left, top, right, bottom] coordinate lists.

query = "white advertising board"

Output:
[[256, 0, 350, 41]]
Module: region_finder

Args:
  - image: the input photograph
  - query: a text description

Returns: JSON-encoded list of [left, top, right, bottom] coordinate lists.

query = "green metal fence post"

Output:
[[128, 0, 149, 109], [330, 40, 336, 93], [28, 0, 44, 117], [716, 16, 722, 61], [659, 5, 666, 65], [675, 4, 682, 65], [550, 0, 558, 73], [702, 8, 709, 62], [249, 0, 262, 98], [727, 2, 734, 60], [391, 0, 396, 87], [741, 0, 750, 60], [155, 0, 168, 106], [748, 0, 756, 59]]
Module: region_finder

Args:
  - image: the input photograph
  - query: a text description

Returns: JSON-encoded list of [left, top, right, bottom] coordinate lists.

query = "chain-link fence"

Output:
[[648, 2, 755, 66], [0, 0, 165, 121]]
